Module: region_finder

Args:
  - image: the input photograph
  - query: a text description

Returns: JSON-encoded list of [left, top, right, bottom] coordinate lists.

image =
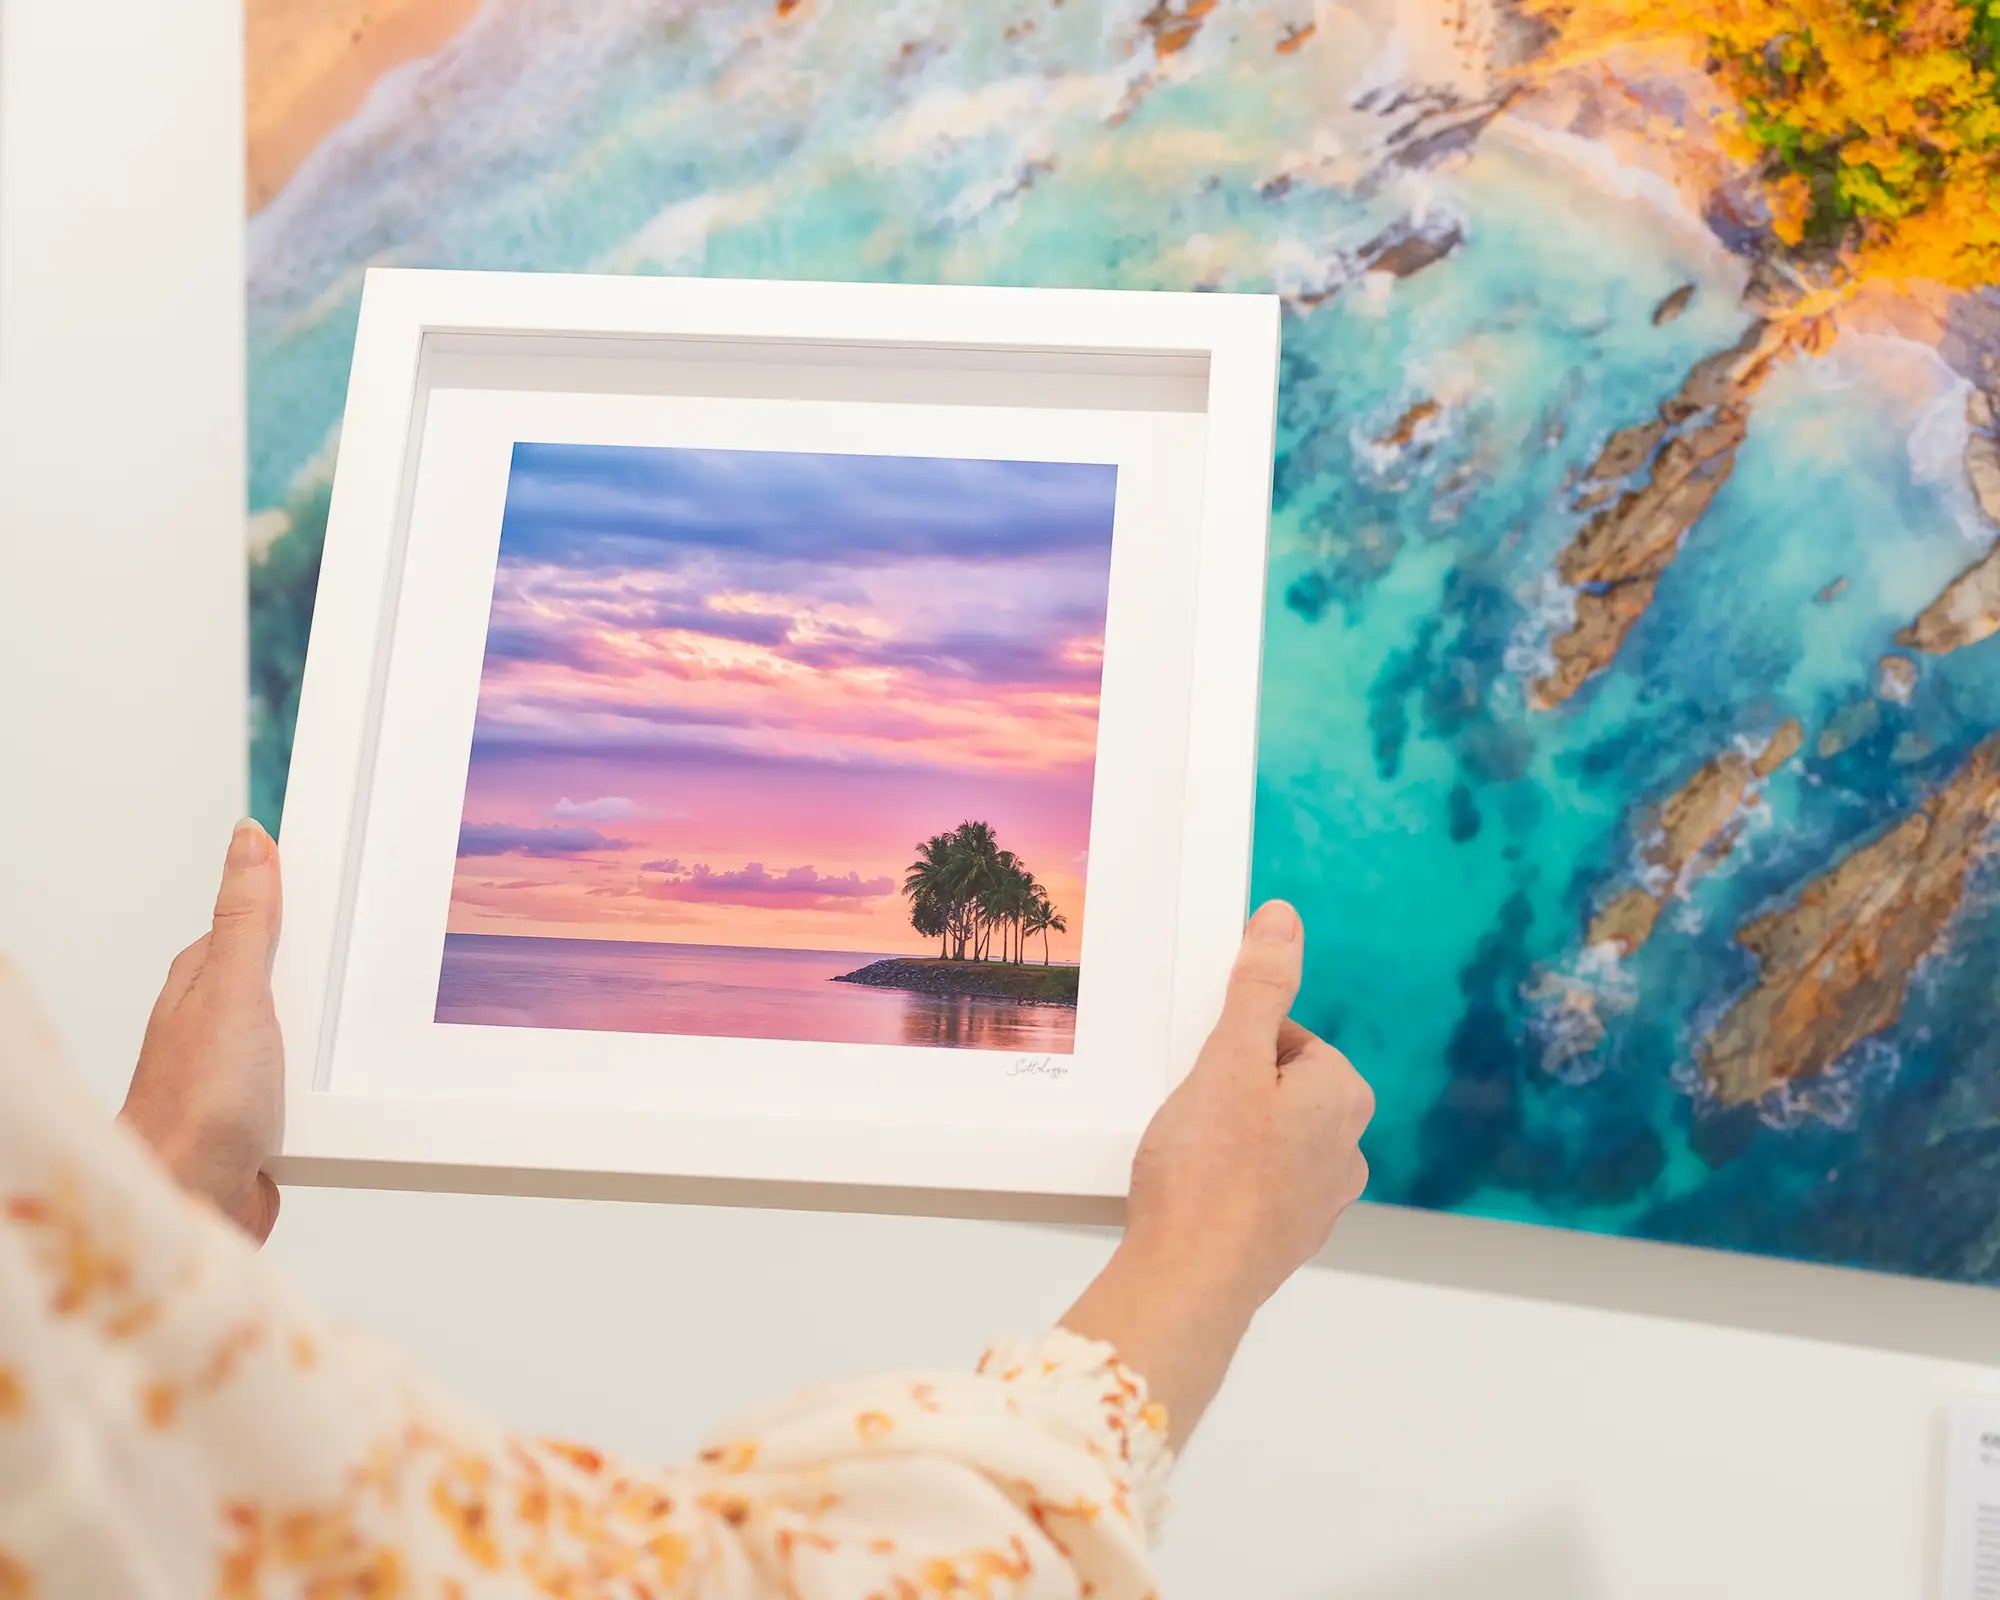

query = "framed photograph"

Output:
[[270, 267, 1279, 1213]]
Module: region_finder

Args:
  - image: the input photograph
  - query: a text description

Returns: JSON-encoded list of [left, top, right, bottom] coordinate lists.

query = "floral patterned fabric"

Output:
[[0, 960, 1170, 1598]]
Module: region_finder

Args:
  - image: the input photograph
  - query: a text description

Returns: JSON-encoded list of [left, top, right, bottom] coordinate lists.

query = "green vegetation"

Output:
[[902, 820, 1070, 966]]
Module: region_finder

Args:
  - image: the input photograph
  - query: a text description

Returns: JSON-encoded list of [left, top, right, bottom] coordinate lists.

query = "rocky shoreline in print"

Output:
[[1700, 736, 2000, 1109], [1900, 391, 2000, 655], [832, 959, 1080, 1010], [1532, 319, 1787, 709], [1586, 718, 1803, 959]]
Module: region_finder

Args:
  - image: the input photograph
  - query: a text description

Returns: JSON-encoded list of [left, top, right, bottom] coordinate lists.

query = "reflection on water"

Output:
[[896, 994, 1072, 1051], [435, 933, 1077, 1054]]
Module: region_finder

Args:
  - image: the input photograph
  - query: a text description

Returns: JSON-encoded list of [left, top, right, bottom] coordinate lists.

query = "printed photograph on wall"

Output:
[[249, 0, 2000, 1281], [436, 442, 1112, 1051]]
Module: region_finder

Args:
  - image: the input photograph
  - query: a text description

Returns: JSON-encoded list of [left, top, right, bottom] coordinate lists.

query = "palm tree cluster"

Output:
[[903, 821, 1070, 966]]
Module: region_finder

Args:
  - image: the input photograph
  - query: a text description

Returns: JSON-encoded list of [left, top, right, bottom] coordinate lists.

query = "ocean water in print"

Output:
[[435, 934, 1079, 1052], [250, 1, 2000, 1282]]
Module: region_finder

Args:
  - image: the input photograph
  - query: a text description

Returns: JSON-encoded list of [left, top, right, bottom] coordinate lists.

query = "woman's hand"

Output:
[[1061, 900, 1372, 1446], [118, 820, 285, 1242]]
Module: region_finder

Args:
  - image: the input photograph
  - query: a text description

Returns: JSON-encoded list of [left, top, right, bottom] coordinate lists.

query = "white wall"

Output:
[[3, 4, 1997, 1596]]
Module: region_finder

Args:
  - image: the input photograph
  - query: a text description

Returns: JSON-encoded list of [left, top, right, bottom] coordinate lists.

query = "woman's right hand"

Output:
[[1126, 898, 1372, 1309], [1061, 900, 1373, 1446]]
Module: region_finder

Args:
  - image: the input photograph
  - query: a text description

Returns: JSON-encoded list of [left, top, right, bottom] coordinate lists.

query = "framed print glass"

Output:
[[270, 268, 1280, 1213]]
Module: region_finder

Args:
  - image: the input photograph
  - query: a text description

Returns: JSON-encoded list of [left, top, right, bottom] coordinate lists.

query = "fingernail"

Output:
[[1248, 900, 1300, 944], [228, 818, 269, 868]]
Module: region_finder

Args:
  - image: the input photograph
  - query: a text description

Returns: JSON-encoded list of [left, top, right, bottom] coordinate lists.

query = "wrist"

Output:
[[117, 1093, 209, 1199], [1108, 1231, 1265, 1332], [1061, 1236, 1259, 1376]]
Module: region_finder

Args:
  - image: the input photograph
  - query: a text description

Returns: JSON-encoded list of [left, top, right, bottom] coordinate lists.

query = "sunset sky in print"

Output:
[[446, 443, 1117, 958]]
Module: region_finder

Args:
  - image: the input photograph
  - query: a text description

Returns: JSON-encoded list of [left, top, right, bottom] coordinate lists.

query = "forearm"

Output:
[[1058, 1239, 1257, 1452]]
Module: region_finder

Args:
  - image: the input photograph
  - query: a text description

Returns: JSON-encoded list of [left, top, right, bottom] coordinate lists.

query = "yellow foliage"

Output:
[[1767, 173, 1811, 245], [1518, 0, 2000, 295]]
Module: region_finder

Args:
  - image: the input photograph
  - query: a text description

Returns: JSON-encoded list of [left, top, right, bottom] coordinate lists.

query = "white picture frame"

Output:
[[270, 267, 1279, 1217]]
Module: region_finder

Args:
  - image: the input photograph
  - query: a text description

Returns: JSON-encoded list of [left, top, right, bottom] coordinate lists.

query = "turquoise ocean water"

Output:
[[248, 0, 2000, 1282]]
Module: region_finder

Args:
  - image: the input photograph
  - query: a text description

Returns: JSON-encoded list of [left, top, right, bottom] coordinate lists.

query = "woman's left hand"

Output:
[[119, 819, 285, 1242]]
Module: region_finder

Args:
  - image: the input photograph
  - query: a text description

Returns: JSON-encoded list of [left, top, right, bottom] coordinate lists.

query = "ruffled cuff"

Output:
[[978, 1328, 1175, 1538]]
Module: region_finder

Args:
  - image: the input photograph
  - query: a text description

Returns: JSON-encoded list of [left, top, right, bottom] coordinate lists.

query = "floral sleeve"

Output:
[[0, 960, 1171, 1599]]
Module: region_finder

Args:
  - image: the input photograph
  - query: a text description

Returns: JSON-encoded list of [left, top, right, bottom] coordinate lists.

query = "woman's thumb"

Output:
[[1218, 900, 1304, 1045], [209, 819, 282, 976]]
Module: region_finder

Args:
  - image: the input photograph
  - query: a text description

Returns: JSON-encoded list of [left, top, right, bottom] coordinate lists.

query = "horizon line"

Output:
[[442, 929, 1082, 965]]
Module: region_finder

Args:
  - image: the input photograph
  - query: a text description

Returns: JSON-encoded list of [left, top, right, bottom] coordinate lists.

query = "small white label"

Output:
[[1945, 1401, 2000, 1600]]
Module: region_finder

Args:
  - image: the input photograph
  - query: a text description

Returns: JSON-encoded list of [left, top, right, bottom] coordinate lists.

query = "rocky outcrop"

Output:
[[1377, 398, 1442, 449], [1287, 217, 1465, 309], [1700, 735, 2000, 1107], [1353, 84, 1517, 192], [1967, 421, 2000, 524], [1585, 720, 1803, 955], [1139, 0, 1216, 57], [1523, 966, 1610, 1075], [1359, 218, 1464, 279], [1899, 544, 2000, 655], [1652, 284, 1695, 326], [1532, 322, 1783, 708], [832, 958, 1079, 1007], [1588, 418, 1667, 480], [1877, 654, 1919, 705], [1752, 718, 1806, 778], [1899, 392, 2000, 655]]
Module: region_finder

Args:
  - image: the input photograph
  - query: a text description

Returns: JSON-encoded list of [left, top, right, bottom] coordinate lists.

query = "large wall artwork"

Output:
[[248, 0, 2000, 1284]]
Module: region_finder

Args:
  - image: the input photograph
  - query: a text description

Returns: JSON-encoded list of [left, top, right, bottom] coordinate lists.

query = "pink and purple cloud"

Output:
[[446, 443, 1116, 956]]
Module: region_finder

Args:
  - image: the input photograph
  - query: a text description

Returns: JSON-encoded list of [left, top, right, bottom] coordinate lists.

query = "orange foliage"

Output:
[[1519, 0, 2000, 295]]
